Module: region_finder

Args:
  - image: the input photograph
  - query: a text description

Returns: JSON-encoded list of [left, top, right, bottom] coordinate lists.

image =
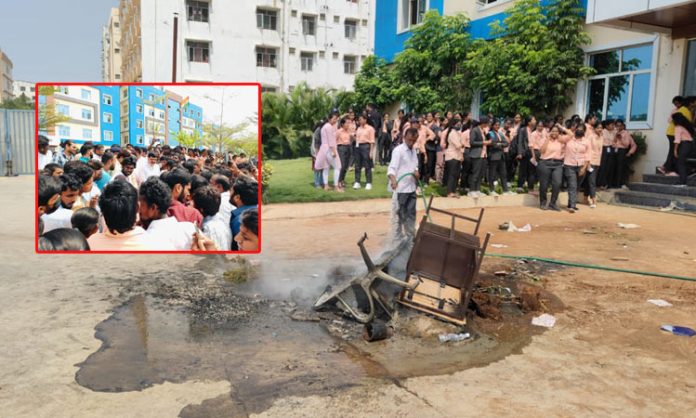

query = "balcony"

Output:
[[587, 0, 696, 38]]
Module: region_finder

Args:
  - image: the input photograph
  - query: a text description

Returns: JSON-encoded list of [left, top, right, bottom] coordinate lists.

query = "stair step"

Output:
[[642, 173, 696, 186], [613, 190, 696, 212], [627, 182, 696, 198]]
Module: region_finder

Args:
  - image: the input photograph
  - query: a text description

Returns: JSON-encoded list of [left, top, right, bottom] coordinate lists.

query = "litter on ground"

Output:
[[618, 223, 641, 229], [531, 313, 556, 328], [647, 299, 673, 307]]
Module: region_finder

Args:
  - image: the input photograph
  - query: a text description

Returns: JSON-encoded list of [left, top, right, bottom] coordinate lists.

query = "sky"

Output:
[[166, 85, 259, 132], [0, 0, 119, 82]]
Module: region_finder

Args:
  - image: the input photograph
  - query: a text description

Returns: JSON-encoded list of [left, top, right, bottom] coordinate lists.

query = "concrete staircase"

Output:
[[610, 174, 696, 213]]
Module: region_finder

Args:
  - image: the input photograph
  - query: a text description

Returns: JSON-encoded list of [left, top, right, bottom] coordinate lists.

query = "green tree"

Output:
[[352, 56, 397, 110], [202, 121, 251, 153], [392, 11, 473, 113], [175, 131, 196, 148], [0, 93, 33, 110], [465, 0, 593, 115], [37, 86, 69, 131]]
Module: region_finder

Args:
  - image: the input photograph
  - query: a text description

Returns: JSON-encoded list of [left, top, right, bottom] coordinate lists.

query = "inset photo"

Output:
[[36, 83, 261, 253]]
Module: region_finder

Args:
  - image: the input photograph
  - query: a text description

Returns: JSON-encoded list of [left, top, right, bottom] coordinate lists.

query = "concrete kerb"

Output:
[[263, 191, 572, 220]]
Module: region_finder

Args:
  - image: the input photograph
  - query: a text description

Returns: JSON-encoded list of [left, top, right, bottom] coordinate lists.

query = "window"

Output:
[[82, 109, 92, 120], [256, 9, 277, 30], [83, 129, 92, 139], [334, 16, 340, 23], [187, 0, 209, 23], [103, 94, 112, 105], [115, 74, 121, 80], [58, 87, 69, 95], [136, 135, 144, 145], [104, 131, 113, 141], [256, 46, 278, 68], [123, 120, 128, 129], [400, 0, 427, 31], [159, 111, 165, 119], [136, 104, 143, 113], [344, 55, 356, 74], [20, 86, 25, 92], [683, 39, 696, 96], [81, 89, 91, 100], [149, 94, 155, 101], [114, 48, 120, 53], [345, 19, 357, 39], [362, 19, 368, 26], [262, 86, 277, 93], [291, 10, 297, 17], [122, 88, 128, 98], [137, 120, 143, 128], [57, 104, 69, 116], [148, 108, 155, 117], [302, 15, 316, 35], [586, 43, 653, 124], [320, 13, 326, 20], [114, 22, 119, 28], [136, 88, 143, 98], [58, 126, 70, 137], [319, 51, 325, 58], [289, 47, 296, 54], [333, 52, 339, 59], [103, 112, 113, 123], [30, 87, 35, 92], [187, 41, 210, 63], [301, 52, 314, 71]]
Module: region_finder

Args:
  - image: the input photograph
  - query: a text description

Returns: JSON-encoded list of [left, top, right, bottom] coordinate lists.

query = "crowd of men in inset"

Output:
[[37, 137, 259, 252], [312, 96, 696, 212]]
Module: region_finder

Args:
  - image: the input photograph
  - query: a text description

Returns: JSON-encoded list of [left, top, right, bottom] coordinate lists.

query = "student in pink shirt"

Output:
[[609, 120, 637, 188], [585, 122, 605, 208], [538, 124, 570, 211], [597, 119, 616, 189], [353, 114, 376, 190], [530, 122, 547, 165], [672, 112, 695, 186], [441, 119, 464, 197], [503, 117, 517, 187], [410, 118, 435, 184], [335, 119, 352, 189], [564, 128, 592, 212], [315, 111, 342, 191]]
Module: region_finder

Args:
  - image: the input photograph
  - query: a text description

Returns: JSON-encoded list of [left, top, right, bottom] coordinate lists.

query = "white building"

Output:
[[119, 0, 375, 92], [102, 7, 123, 82], [12, 80, 35, 101], [51, 86, 102, 143]]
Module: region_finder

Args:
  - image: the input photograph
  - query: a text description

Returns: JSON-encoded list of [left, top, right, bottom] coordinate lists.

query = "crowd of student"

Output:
[[37, 137, 259, 252], [311, 103, 692, 212]]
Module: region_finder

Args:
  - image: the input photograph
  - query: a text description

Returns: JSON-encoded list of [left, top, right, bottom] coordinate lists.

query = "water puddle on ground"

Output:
[[76, 260, 562, 417]]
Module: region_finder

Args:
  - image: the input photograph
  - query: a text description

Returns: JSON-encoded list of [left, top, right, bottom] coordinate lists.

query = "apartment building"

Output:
[[50, 86, 104, 145], [0, 48, 13, 103], [375, 0, 696, 177], [116, 0, 375, 92], [101, 8, 123, 82], [13, 80, 35, 101]]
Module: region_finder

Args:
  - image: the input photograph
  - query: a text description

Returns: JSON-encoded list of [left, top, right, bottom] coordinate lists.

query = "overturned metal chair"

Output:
[[313, 197, 490, 325], [398, 197, 490, 325]]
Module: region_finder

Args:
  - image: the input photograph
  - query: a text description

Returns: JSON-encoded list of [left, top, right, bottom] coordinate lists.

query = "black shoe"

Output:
[[549, 204, 561, 212]]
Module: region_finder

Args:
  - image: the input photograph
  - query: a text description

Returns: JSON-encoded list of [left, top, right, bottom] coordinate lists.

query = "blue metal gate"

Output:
[[0, 109, 35, 175]]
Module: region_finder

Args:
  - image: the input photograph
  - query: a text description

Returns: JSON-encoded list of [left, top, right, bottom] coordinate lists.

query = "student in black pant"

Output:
[[441, 119, 464, 197], [486, 119, 510, 195], [672, 112, 695, 186], [537, 125, 570, 211], [563, 128, 591, 213], [468, 117, 490, 198], [609, 120, 637, 188], [515, 116, 537, 192], [596, 119, 615, 189]]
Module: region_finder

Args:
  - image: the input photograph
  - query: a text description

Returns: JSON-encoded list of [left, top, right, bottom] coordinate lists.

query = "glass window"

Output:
[[137, 120, 143, 128], [57, 104, 69, 116], [103, 94, 112, 105], [104, 131, 113, 141], [262, 86, 277, 93], [344, 55, 356, 74], [256, 47, 278, 68], [683, 39, 696, 96], [82, 109, 92, 120], [136, 104, 143, 113], [630, 73, 650, 122], [103, 112, 112, 123], [622, 45, 652, 72], [187, 41, 210, 63], [83, 129, 92, 139], [589, 50, 620, 75], [302, 15, 316, 36], [587, 79, 605, 121], [301, 52, 314, 71], [136, 88, 143, 98], [345, 20, 357, 39], [149, 94, 155, 101], [187, 0, 209, 23], [58, 126, 70, 137], [256, 9, 277, 30], [136, 135, 144, 145], [81, 89, 91, 100], [606, 75, 630, 121]]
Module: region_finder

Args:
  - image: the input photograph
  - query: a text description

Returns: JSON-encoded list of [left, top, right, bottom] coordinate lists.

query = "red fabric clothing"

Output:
[[167, 199, 203, 227]]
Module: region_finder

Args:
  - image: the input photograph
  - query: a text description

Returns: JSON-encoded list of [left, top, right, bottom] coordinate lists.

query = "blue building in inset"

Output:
[[96, 86, 120, 148]]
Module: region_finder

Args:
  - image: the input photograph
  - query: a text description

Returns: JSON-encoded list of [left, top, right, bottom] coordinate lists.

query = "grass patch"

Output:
[[222, 257, 258, 284], [266, 158, 393, 203]]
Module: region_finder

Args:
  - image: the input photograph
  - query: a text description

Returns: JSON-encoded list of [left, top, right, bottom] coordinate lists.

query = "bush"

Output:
[[261, 162, 273, 204]]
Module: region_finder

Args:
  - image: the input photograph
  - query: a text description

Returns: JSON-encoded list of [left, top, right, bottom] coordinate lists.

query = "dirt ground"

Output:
[[1, 176, 696, 417]]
